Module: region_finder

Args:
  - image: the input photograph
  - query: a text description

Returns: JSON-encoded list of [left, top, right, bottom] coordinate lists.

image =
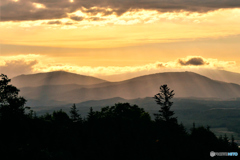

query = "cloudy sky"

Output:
[[1, 0, 240, 80]]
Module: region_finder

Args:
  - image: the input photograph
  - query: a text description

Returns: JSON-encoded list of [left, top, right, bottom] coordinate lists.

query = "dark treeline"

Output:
[[0, 74, 239, 160]]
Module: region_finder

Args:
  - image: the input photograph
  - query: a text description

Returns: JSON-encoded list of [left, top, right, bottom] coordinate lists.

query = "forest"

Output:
[[0, 74, 239, 160]]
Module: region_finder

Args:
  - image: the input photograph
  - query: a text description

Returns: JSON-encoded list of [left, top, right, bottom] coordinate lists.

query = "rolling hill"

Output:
[[18, 71, 240, 106], [11, 71, 108, 88]]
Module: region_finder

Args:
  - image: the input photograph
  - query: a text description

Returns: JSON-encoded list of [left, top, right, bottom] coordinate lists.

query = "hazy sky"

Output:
[[1, 0, 240, 80]]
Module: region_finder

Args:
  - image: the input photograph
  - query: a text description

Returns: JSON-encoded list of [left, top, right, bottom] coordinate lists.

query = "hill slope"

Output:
[[19, 71, 240, 105], [11, 71, 108, 88], [190, 69, 240, 85]]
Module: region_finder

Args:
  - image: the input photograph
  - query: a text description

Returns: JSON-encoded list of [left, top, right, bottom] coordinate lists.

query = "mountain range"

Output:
[[8, 70, 240, 140], [9, 70, 240, 106]]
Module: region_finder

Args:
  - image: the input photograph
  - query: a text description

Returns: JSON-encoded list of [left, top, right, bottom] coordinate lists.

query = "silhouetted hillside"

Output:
[[11, 71, 108, 88], [19, 72, 240, 105]]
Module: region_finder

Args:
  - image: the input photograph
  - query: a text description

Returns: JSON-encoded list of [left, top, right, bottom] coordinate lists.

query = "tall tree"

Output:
[[153, 84, 177, 123], [87, 107, 95, 122], [0, 74, 27, 120], [69, 104, 81, 122]]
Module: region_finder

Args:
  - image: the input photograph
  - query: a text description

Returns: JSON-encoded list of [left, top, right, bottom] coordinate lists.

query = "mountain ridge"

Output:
[[17, 71, 240, 106], [11, 71, 108, 88], [189, 69, 240, 85]]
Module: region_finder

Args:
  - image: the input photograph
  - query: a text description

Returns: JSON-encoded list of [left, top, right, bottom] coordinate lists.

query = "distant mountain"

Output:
[[19, 71, 240, 106], [190, 69, 240, 85], [11, 71, 108, 88]]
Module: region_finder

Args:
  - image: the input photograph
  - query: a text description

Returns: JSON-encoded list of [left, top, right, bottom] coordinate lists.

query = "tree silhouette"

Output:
[[70, 103, 82, 122], [153, 84, 177, 123], [0, 74, 27, 120], [52, 109, 70, 123], [230, 135, 238, 150], [87, 107, 95, 122]]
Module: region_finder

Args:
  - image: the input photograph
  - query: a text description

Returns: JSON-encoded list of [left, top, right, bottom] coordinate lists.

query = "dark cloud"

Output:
[[178, 57, 208, 66], [0, 59, 38, 78], [81, 7, 116, 16], [70, 16, 84, 21], [65, 22, 74, 25], [156, 63, 166, 68], [47, 20, 62, 25], [89, 17, 105, 21], [1, 0, 240, 21], [1, 0, 68, 21]]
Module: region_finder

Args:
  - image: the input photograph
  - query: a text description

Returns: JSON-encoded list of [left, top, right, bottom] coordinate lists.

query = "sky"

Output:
[[1, 0, 240, 81]]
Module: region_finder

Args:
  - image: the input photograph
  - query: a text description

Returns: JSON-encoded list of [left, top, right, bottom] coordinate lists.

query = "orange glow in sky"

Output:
[[1, 1, 240, 79]]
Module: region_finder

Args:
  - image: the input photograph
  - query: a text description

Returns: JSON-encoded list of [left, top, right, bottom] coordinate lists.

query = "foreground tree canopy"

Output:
[[0, 74, 239, 160], [0, 74, 27, 120]]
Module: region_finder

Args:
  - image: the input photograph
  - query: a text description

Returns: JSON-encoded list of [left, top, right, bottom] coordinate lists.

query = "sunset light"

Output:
[[1, 1, 240, 158], [1, 0, 240, 79]]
